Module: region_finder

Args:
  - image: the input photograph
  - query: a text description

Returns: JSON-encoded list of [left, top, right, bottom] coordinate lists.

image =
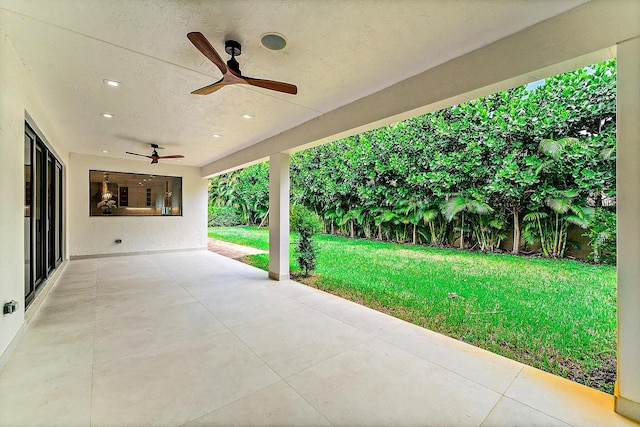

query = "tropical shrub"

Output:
[[208, 205, 242, 227], [290, 204, 322, 276], [584, 208, 617, 264]]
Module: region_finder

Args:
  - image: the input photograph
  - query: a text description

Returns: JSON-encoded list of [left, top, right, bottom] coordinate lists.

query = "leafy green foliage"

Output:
[[209, 59, 617, 262], [584, 208, 616, 264], [208, 205, 242, 227], [290, 205, 322, 276], [208, 163, 269, 225]]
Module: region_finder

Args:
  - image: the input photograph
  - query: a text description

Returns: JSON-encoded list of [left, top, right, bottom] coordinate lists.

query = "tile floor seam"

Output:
[[375, 331, 513, 396], [489, 395, 578, 427], [208, 303, 306, 330], [269, 278, 419, 340], [152, 256, 240, 332], [280, 376, 337, 427], [502, 363, 525, 394], [177, 379, 285, 427], [281, 334, 501, 427], [167, 269, 377, 391], [91, 298, 208, 324], [222, 301, 377, 383], [500, 366, 589, 427], [165, 272, 255, 335], [218, 314, 289, 381], [231, 305, 380, 380], [478, 394, 506, 427], [129, 252, 283, 380], [279, 335, 380, 381], [289, 295, 382, 333], [91, 328, 229, 370], [174, 378, 328, 427]]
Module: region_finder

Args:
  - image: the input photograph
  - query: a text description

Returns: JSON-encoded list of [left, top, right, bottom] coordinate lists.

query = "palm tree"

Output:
[[396, 199, 428, 244], [441, 195, 491, 249], [523, 192, 594, 258]]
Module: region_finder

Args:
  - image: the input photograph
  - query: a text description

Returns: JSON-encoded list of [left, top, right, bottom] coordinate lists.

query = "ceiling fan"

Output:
[[187, 32, 297, 95], [126, 144, 184, 164]]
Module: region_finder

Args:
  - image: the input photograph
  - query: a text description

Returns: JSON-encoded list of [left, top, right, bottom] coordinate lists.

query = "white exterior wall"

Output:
[[615, 35, 640, 421], [0, 25, 69, 358], [0, 25, 208, 360], [68, 154, 207, 257]]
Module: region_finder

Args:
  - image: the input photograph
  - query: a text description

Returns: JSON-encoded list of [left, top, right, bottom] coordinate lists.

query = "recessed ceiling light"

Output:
[[100, 113, 114, 119], [103, 79, 120, 87], [211, 134, 222, 138], [102, 150, 109, 153], [260, 33, 287, 51], [241, 114, 253, 119]]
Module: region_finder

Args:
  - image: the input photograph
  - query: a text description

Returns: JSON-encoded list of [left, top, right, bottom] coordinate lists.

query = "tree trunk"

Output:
[[537, 217, 549, 257], [412, 224, 417, 244], [350, 220, 354, 238], [512, 209, 520, 254], [258, 209, 269, 228], [378, 224, 383, 240], [459, 214, 465, 249], [553, 213, 560, 257]]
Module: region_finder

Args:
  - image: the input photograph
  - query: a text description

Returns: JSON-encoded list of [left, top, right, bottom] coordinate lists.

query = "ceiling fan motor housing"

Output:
[[225, 40, 242, 73], [224, 40, 241, 57]]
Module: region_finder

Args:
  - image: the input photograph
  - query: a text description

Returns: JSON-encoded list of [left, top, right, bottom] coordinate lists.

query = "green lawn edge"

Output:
[[208, 226, 617, 394]]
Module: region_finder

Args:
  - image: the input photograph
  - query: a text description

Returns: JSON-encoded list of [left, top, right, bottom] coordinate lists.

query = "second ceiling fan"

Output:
[[126, 144, 184, 164], [187, 32, 297, 96]]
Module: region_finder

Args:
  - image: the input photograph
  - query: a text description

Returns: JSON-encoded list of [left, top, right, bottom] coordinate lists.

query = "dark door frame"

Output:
[[24, 122, 64, 307]]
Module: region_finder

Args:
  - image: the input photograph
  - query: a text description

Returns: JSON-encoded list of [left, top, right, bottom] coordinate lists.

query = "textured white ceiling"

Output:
[[0, 0, 587, 167]]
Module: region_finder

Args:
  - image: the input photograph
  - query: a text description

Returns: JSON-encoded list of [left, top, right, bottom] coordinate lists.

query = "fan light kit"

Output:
[[126, 144, 185, 164], [211, 134, 221, 138], [241, 114, 253, 119], [103, 79, 120, 87], [187, 32, 297, 95], [101, 113, 114, 118]]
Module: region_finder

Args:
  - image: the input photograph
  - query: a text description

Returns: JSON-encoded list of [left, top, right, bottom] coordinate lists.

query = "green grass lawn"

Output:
[[208, 226, 617, 393]]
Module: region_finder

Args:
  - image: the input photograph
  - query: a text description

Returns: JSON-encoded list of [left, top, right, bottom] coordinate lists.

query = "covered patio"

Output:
[[1, 0, 640, 424], [0, 250, 635, 426]]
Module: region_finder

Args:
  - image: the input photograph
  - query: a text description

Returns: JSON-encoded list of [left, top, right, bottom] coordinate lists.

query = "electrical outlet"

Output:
[[3, 300, 18, 315]]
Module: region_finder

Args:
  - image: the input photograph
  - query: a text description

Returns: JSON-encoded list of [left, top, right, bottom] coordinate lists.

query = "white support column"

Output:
[[615, 36, 640, 423], [268, 153, 290, 281]]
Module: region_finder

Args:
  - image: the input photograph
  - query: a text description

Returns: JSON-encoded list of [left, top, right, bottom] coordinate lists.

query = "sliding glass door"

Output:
[[24, 123, 63, 307]]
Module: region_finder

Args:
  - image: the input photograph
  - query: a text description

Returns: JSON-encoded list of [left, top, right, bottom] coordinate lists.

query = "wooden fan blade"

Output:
[[126, 152, 152, 159], [244, 77, 297, 95], [187, 32, 227, 75], [158, 155, 185, 159], [192, 79, 226, 95]]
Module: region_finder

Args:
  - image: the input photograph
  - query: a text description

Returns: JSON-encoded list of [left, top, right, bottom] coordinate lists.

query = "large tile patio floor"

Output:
[[0, 250, 636, 426]]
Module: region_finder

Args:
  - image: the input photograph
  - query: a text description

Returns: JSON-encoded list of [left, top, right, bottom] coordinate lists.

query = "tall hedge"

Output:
[[210, 60, 617, 262]]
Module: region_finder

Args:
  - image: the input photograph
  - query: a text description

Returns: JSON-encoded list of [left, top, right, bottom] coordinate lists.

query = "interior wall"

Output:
[[68, 153, 207, 257], [0, 25, 69, 358]]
